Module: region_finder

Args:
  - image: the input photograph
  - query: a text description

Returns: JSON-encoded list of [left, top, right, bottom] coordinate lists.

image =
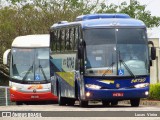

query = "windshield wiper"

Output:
[[39, 65, 48, 81], [102, 62, 115, 76], [119, 59, 136, 78], [22, 65, 33, 81]]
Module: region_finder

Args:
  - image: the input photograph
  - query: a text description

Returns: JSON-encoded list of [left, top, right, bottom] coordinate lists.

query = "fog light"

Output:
[[86, 92, 91, 97], [145, 91, 149, 96]]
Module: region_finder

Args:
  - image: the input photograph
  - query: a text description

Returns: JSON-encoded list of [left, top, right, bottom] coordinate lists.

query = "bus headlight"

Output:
[[86, 84, 101, 89], [11, 86, 17, 91], [134, 83, 149, 88], [145, 91, 149, 96]]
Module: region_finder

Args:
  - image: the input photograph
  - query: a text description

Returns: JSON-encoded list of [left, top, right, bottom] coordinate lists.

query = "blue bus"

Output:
[[50, 14, 156, 107]]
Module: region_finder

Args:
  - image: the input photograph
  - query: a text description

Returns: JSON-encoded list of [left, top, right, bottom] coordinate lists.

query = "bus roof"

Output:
[[81, 18, 145, 28], [51, 18, 146, 29], [12, 34, 50, 48], [51, 14, 146, 29], [75, 13, 130, 21]]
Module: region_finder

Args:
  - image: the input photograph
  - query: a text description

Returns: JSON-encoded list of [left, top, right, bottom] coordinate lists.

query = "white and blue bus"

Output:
[[3, 34, 57, 105], [50, 14, 156, 107]]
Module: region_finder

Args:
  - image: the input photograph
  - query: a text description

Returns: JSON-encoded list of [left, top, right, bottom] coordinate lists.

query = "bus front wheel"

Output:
[[111, 101, 118, 106], [67, 98, 75, 106], [16, 101, 23, 105], [130, 99, 140, 107], [102, 100, 110, 107], [79, 100, 88, 107]]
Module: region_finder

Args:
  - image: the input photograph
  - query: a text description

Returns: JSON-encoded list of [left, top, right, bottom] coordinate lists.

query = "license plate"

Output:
[[31, 95, 39, 98], [113, 92, 124, 97]]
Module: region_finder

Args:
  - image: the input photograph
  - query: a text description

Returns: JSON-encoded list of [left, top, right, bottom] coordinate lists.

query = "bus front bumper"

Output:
[[84, 87, 149, 101], [10, 89, 58, 102]]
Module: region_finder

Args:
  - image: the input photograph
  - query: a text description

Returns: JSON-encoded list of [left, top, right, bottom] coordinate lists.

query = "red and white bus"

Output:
[[3, 34, 57, 105]]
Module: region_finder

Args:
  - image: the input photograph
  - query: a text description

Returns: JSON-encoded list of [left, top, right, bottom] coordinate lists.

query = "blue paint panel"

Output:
[[85, 88, 149, 100], [84, 76, 149, 89], [84, 76, 150, 100], [50, 59, 62, 71]]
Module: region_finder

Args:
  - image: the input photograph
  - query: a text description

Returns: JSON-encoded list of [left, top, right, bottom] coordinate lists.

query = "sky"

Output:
[[139, 0, 160, 17], [107, 0, 160, 17], [107, 0, 160, 38]]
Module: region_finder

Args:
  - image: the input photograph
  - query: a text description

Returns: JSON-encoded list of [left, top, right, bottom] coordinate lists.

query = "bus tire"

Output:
[[16, 101, 23, 105], [79, 100, 88, 107], [130, 99, 140, 107], [102, 100, 110, 107], [58, 87, 66, 106], [67, 98, 75, 106], [78, 91, 88, 107], [111, 101, 118, 106]]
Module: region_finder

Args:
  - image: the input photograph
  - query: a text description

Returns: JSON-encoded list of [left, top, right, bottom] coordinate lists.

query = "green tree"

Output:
[[97, 0, 160, 28], [119, 0, 160, 28]]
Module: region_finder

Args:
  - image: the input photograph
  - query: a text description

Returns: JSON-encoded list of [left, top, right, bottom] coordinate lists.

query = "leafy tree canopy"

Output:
[[97, 0, 160, 28]]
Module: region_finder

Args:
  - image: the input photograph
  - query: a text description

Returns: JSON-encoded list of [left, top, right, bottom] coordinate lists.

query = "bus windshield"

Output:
[[10, 48, 50, 81], [84, 28, 149, 77]]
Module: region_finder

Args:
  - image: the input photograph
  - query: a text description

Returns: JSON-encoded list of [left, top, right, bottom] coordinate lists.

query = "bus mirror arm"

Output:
[[150, 60, 152, 66], [148, 41, 156, 60]]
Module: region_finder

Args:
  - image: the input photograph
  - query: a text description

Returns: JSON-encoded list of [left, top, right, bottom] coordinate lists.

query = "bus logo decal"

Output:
[[131, 78, 146, 83], [28, 85, 43, 90], [67, 57, 74, 69]]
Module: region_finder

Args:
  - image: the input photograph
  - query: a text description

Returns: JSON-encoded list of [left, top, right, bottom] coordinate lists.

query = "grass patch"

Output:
[[148, 83, 160, 100]]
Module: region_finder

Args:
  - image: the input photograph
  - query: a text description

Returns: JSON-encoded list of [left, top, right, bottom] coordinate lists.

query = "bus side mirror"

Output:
[[151, 47, 156, 60], [3, 49, 11, 65]]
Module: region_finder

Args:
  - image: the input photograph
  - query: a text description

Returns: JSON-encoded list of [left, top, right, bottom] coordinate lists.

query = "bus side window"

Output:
[[66, 28, 73, 50], [51, 30, 58, 52], [57, 30, 61, 52], [70, 28, 76, 51], [65, 28, 70, 50], [74, 27, 79, 51], [61, 29, 65, 52]]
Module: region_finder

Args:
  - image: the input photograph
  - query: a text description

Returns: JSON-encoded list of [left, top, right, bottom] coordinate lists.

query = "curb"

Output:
[[121, 100, 160, 106], [140, 100, 160, 106]]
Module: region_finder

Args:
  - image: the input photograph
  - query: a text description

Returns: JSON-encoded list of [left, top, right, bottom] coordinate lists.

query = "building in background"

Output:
[[148, 28, 160, 84]]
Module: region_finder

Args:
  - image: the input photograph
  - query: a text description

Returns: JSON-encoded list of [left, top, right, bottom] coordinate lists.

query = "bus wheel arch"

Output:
[[57, 79, 66, 106]]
